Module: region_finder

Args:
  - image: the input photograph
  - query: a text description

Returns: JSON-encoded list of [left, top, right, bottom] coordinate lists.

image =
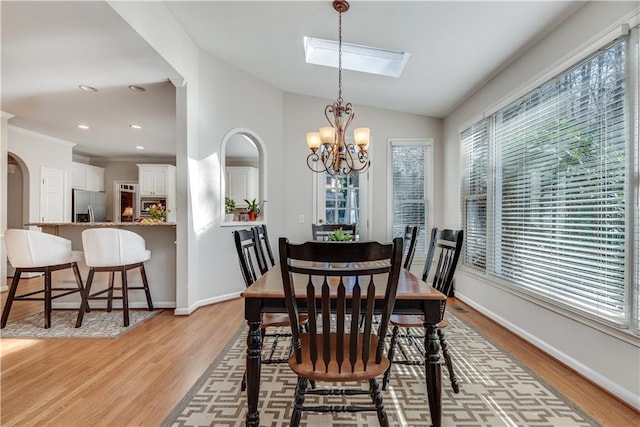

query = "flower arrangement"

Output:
[[145, 203, 167, 221]]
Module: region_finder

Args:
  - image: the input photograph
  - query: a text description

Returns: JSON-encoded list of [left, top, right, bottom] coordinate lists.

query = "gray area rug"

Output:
[[163, 308, 599, 426], [0, 309, 160, 339]]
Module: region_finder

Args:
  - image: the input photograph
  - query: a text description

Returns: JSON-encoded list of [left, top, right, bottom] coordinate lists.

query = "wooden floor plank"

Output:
[[1, 278, 638, 426]]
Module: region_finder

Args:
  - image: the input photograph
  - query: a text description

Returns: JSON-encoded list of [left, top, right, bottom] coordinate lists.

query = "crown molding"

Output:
[[8, 125, 76, 147]]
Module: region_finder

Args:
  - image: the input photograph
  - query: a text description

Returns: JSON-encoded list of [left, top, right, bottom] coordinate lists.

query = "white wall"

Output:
[[110, 1, 286, 312], [282, 92, 441, 243], [0, 112, 12, 288], [443, 1, 640, 409], [7, 126, 74, 224]]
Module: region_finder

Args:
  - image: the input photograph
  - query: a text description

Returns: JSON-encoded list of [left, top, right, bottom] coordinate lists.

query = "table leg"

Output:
[[424, 324, 442, 427], [245, 300, 262, 426]]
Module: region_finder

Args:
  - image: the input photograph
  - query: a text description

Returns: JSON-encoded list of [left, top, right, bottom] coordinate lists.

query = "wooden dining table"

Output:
[[241, 262, 448, 427]]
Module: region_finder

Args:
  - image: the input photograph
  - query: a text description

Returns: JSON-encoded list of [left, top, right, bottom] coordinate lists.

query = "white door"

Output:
[[314, 171, 370, 240], [40, 167, 66, 222]]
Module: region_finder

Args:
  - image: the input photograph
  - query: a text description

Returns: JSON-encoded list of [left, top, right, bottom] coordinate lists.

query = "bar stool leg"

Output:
[[1, 271, 22, 328], [73, 262, 87, 328], [139, 264, 154, 311], [121, 267, 130, 327], [107, 271, 115, 312], [85, 268, 95, 313], [44, 269, 52, 329]]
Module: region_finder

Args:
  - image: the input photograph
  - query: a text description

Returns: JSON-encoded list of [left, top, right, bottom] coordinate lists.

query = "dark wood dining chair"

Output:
[[279, 237, 403, 426], [382, 228, 464, 393], [253, 224, 275, 274], [233, 228, 308, 391], [402, 225, 419, 270], [311, 223, 356, 241]]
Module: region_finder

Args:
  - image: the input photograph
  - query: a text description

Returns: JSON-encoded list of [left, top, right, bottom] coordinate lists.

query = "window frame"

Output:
[[459, 30, 639, 338], [387, 138, 434, 262]]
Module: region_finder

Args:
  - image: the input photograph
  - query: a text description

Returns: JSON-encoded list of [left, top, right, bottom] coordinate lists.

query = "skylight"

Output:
[[303, 37, 410, 78]]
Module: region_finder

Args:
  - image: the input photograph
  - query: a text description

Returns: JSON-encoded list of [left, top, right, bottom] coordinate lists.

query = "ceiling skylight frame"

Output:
[[303, 36, 410, 78]]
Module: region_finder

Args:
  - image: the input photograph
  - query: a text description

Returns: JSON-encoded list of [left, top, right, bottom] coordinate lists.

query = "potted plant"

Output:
[[328, 228, 354, 241], [225, 197, 236, 222], [244, 198, 263, 221]]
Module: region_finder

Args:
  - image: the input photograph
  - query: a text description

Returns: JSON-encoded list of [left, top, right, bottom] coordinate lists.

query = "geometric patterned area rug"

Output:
[[0, 309, 160, 339], [162, 308, 600, 427]]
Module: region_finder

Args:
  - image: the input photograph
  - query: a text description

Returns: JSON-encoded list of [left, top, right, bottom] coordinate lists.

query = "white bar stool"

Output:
[[2, 229, 86, 329], [81, 228, 154, 327]]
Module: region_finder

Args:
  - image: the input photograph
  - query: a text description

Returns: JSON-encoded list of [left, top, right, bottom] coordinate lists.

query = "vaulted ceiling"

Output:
[[1, 1, 583, 159]]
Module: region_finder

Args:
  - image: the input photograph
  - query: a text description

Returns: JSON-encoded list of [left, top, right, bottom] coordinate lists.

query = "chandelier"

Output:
[[306, 0, 371, 176]]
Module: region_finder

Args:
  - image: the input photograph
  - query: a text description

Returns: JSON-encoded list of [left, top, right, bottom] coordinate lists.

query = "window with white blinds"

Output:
[[461, 36, 638, 331], [461, 120, 488, 271], [390, 140, 432, 258]]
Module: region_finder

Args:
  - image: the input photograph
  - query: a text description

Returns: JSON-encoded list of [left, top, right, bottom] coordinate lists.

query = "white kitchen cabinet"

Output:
[[226, 166, 258, 206], [137, 164, 177, 222], [71, 162, 104, 191], [139, 166, 169, 196]]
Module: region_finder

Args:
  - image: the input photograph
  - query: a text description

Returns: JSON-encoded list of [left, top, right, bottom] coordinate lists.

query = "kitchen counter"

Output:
[[28, 221, 176, 228], [26, 222, 177, 310]]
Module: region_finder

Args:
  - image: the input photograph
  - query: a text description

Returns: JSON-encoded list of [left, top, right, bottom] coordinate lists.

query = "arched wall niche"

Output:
[[220, 128, 267, 223], [6, 153, 29, 230]]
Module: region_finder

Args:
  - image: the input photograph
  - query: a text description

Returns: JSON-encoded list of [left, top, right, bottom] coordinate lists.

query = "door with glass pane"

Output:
[[315, 172, 369, 240]]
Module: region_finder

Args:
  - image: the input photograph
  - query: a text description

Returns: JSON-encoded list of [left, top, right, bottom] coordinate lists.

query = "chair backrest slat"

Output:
[[402, 225, 419, 269], [311, 223, 357, 241], [233, 228, 263, 287], [422, 228, 464, 298], [253, 225, 275, 274], [279, 237, 403, 376]]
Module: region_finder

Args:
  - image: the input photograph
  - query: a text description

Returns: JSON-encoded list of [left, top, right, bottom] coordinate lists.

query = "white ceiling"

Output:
[[1, 0, 583, 160]]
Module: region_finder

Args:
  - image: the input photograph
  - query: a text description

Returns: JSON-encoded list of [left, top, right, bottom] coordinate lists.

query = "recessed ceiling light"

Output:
[[135, 146, 145, 150], [128, 85, 146, 92], [303, 37, 410, 78], [77, 124, 90, 130], [130, 124, 142, 129], [78, 85, 98, 92]]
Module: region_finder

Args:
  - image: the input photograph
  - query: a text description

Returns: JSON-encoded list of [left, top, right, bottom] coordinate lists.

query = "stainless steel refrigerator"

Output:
[[72, 189, 107, 222]]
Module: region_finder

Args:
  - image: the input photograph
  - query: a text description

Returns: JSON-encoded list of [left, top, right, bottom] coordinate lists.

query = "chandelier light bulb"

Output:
[[354, 127, 370, 149], [306, 132, 322, 151], [319, 126, 336, 146]]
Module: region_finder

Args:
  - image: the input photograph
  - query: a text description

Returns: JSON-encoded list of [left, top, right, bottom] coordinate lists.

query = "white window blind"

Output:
[[493, 39, 627, 325], [391, 141, 431, 257], [461, 120, 488, 271], [460, 35, 639, 331]]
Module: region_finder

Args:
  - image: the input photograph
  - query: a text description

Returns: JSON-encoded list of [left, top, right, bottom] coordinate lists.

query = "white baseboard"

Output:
[[456, 293, 640, 412], [52, 301, 176, 310], [173, 291, 242, 315]]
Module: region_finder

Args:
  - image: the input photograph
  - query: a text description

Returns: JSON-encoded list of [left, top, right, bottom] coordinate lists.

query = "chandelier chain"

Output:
[[337, 10, 343, 104]]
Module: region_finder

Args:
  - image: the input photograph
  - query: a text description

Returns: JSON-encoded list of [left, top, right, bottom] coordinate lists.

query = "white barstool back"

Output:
[[2, 229, 86, 329], [82, 228, 150, 267], [6, 228, 77, 267], [81, 228, 154, 327]]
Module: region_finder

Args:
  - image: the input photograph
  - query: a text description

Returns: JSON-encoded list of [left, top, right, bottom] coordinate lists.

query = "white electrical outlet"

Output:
[[299, 215, 305, 223]]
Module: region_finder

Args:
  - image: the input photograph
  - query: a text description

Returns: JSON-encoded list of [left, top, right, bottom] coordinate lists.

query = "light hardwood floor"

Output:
[[1, 277, 639, 426]]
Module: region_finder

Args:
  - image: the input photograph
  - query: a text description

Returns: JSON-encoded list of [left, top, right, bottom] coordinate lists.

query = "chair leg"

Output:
[[44, 269, 52, 329], [370, 378, 388, 427], [121, 267, 129, 327], [290, 377, 307, 427], [85, 268, 95, 313], [438, 328, 459, 393], [382, 325, 400, 390], [73, 263, 86, 328], [139, 264, 154, 310], [1, 271, 22, 328], [107, 271, 115, 312]]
